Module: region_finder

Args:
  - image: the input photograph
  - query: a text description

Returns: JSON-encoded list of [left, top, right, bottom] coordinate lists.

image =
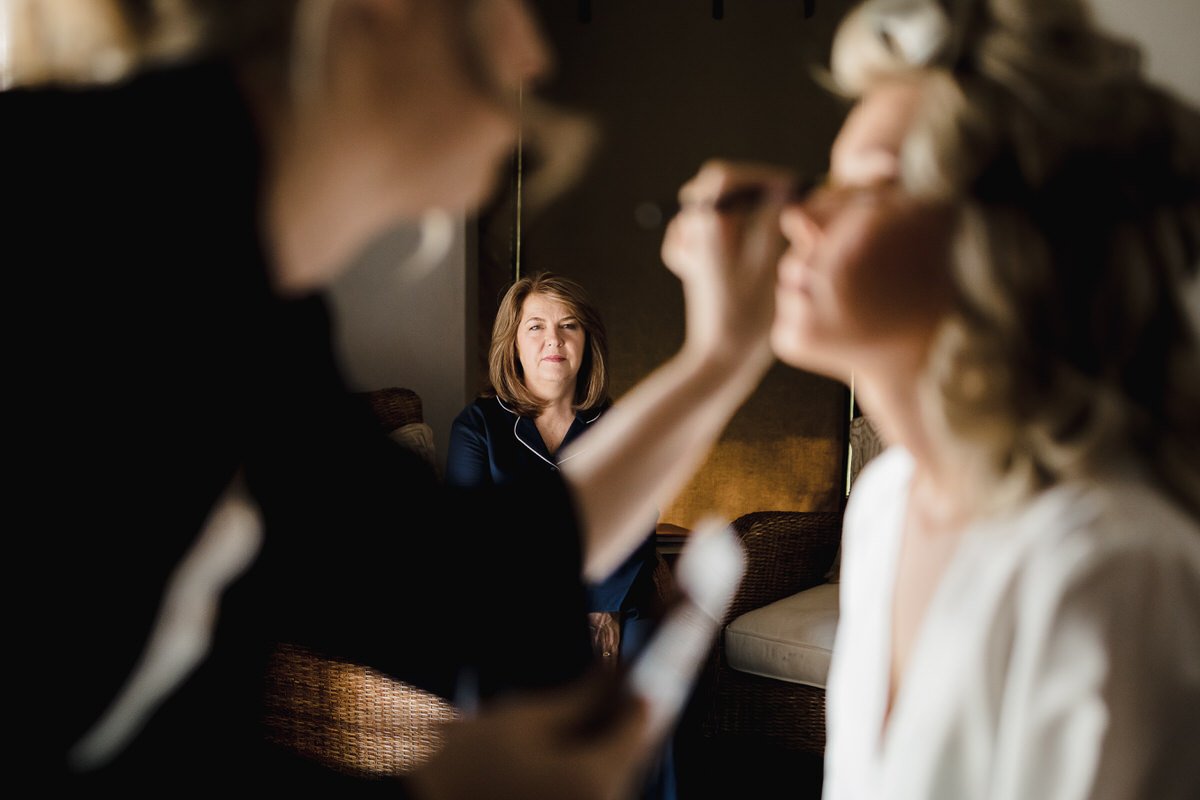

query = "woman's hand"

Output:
[[562, 161, 796, 582], [661, 160, 797, 364], [587, 611, 622, 669], [409, 668, 653, 800]]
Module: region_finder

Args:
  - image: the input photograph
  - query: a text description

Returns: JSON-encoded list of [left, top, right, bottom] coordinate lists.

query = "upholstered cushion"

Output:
[[390, 422, 436, 465], [724, 582, 839, 689]]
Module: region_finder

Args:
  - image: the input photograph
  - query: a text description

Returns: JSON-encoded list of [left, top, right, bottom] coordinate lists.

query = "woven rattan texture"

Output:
[[724, 511, 841, 623], [264, 643, 459, 777], [262, 388, 453, 776], [360, 388, 424, 433], [710, 673, 827, 752], [695, 510, 842, 754]]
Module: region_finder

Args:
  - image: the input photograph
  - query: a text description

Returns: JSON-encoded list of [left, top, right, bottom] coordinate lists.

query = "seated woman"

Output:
[[662, 0, 1200, 796], [447, 272, 662, 662], [446, 271, 674, 798]]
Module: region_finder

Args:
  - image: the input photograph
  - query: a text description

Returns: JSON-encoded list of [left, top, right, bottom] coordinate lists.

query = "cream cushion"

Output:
[[390, 422, 436, 466], [724, 582, 839, 689]]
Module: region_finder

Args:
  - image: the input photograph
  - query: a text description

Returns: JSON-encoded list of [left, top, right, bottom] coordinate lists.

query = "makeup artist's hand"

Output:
[[661, 160, 797, 364], [408, 668, 653, 800]]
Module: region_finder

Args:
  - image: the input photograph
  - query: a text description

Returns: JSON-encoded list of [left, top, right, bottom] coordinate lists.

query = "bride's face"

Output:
[[771, 79, 955, 379]]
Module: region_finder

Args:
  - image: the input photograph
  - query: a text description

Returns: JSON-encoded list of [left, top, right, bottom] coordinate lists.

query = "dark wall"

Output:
[[476, 0, 855, 526]]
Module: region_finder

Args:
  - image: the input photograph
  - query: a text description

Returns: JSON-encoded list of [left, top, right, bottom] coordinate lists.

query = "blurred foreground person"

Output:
[[6, 1, 782, 795]]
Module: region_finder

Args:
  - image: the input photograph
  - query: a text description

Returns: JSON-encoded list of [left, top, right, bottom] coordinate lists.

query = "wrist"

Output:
[[680, 291, 775, 372], [679, 335, 774, 387]]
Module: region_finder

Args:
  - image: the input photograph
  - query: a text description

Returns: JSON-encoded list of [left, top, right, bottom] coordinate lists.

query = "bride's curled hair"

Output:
[[831, 0, 1200, 515]]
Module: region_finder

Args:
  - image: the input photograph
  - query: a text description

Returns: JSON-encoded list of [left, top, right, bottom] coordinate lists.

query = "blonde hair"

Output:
[[831, 0, 1200, 515], [2, 0, 304, 88], [488, 272, 610, 418]]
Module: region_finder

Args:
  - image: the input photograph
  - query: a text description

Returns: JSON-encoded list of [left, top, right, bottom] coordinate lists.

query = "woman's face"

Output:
[[329, 0, 550, 214], [771, 79, 954, 379], [274, 0, 550, 292], [515, 293, 586, 399]]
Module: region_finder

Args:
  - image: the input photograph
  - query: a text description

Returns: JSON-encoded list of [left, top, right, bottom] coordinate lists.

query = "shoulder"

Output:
[[852, 445, 912, 492], [451, 397, 517, 434], [835, 447, 913, 595], [1010, 471, 1200, 596], [844, 446, 913, 532], [991, 474, 1200, 785]]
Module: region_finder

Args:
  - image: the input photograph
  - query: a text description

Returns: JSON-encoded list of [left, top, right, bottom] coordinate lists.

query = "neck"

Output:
[[532, 392, 577, 457], [854, 358, 969, 521], [534, 389, 576, 422]]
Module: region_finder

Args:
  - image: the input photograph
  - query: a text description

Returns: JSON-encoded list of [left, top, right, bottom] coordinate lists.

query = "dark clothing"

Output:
[[446, 397, 676, 800], [6, 61, 591, 791], [446, 396, 660, 624]]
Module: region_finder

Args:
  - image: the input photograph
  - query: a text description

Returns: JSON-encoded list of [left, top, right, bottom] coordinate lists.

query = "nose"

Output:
[[780, 201, 822, 257], [490, 0, 554, 89]]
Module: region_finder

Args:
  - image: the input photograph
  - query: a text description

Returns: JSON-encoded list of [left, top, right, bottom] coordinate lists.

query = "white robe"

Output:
[[824, 447, 1200, 800]]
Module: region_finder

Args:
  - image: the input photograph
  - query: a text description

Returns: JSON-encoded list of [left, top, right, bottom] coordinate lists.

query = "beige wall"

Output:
[[1087, 0, 1200, 319], [328, 221, 473, 474], [1089, 0, 1199, 107]]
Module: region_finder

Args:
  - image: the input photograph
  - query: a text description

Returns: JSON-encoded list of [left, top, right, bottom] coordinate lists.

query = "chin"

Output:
[[408, 142, 509, 215], [771, 338, 811, 371], [770, 323, 839, 378], [770, 322, 806, 367], [770, 305, 815, 358], [445, 160, 509, 215]]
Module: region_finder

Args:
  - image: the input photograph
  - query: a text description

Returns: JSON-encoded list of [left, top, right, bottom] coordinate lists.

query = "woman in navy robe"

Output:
[[446, 272, 674, 799]]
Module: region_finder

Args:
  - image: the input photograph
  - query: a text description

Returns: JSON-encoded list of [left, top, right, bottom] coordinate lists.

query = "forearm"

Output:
[[562, 339, 773, 583], [563, 160, 792, 583]]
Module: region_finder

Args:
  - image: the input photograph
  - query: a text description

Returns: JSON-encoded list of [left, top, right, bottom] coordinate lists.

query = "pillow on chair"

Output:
[[390, 422, 436, 466]]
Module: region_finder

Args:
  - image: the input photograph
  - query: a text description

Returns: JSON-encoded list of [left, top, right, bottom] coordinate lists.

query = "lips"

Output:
[[777, 251, 811, 294], [543, 355, 566, 362]]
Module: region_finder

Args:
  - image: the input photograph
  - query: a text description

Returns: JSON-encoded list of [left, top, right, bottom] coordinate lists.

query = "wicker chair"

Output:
[[684, 413, 883, 760], [263, 642, 459, 777], [689, 510, 843, 754], [262, 386, 678, 778], [263, 386, 458, 778], [362, 386, 437, 466]]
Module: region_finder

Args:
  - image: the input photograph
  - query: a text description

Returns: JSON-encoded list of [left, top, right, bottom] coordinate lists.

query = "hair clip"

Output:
[[868, 0, 952, 66]]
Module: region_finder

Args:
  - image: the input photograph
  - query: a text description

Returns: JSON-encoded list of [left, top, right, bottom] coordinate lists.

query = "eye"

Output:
[[849, 180, 899, 204], [561, 322, 578, 330], [527, 324, 542, 331], [819, 177, 897, 207], [790, 171, 829, 204]]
